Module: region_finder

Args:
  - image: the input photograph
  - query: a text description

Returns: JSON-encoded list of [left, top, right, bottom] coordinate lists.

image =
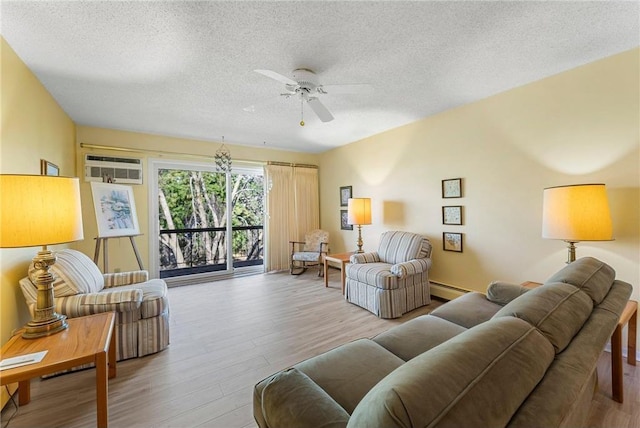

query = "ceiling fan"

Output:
[[244, 68, 373, 126]]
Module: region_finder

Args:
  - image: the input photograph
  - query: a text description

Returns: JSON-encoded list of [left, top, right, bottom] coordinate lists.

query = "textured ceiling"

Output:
[[1, 1, 638, 153]]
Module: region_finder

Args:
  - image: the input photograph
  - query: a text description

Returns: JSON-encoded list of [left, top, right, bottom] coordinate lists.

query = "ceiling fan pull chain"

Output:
[[300, 97, 305, 127]]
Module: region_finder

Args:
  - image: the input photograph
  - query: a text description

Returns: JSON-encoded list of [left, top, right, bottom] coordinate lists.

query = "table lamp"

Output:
[[347, 198, 372, 253], [0, 175, 84, 338], [542, 183, 613, 264]]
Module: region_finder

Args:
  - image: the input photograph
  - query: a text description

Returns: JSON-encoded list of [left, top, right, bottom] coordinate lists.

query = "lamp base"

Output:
[[564, 240, 577, 264], [355, 224, 364, 253], [22, 314, 68, 339], [22, 248, 69, 339]]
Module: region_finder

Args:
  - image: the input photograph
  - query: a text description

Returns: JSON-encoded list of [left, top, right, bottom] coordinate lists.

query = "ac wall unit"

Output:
[[84, 154, 143, 184]]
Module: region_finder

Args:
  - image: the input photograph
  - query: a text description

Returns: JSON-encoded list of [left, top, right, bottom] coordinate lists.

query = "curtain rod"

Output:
[[80, 143, 319, 168]]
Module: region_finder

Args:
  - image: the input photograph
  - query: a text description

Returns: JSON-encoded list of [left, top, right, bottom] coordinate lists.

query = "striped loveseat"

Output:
[[19, 249, 169, 361], [345, 231, 432, 318]]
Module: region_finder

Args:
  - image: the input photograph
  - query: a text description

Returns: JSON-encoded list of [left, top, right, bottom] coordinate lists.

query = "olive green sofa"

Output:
[[254, 257, 632, 428]]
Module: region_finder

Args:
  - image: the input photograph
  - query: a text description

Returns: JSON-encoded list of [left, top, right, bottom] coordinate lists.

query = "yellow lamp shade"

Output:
[[0, 175, 84, 248], [542, 184, 613, 242], [347, 198, 372, 226]]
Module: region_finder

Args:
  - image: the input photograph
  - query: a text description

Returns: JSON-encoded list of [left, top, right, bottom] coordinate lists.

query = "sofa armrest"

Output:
[[255, 368, 349, 428], [486, 281, 531, 306], [390, 258, 431, 278], [103, 270, 149, 288], [350, 252, 380, 264], [54, 289, 143, 318]]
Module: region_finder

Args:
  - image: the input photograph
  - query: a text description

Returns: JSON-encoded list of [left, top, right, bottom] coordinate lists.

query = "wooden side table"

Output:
[[611, 300, 637, 403], [323, 252, 354, 295], [0, 312, 117, 427]]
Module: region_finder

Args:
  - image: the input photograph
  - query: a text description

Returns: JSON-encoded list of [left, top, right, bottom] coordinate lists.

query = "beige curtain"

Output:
[[264, 165, 319, 272]]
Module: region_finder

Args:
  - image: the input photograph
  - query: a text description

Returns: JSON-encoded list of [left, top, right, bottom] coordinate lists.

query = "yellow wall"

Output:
[[75, 126, 318, 274], [0, 38, 76, 343], [320, 48, 639, 302]]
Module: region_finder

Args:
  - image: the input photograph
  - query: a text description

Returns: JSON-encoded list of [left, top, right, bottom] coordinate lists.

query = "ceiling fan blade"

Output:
[[307, 97, 334, 122], [254, 69, 298, 86], [319, 84, 373, 95]]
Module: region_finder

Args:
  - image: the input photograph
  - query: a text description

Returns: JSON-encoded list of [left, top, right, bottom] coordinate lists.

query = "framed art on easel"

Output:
[[90, 182, 140, 237]]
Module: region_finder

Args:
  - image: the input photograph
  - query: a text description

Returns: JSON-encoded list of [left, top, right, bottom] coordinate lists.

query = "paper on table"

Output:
[[0, 351, 48, 370]]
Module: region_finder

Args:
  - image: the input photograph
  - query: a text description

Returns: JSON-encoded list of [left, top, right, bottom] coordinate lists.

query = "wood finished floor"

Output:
[[1, 269, 638, 428]]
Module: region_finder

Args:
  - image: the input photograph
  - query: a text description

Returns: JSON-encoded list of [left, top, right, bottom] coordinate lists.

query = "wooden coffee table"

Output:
[[324, 252, 354, 294], [0, 312, 116, 427]]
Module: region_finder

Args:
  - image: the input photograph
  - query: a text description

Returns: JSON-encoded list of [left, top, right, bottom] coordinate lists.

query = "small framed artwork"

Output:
[[90, 182, 141, 237], [40, 159, 59, 176], [442, 206, 463, 225], [340, 186, 352, 207], [340, 209, 353, 230], [443, 232, 463, 252], [442, 178, 462, 198]]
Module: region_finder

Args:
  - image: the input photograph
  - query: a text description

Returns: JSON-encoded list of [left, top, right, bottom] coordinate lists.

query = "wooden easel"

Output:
[[93, 234, 144, 273]]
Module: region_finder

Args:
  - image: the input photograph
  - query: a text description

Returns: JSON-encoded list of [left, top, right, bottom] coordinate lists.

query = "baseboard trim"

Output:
[[430, 281, 470, 301]]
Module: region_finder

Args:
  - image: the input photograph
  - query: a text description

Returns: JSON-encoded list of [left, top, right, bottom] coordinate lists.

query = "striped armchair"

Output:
[[19, 249, 169, 361], [345, 231, 432, 318]]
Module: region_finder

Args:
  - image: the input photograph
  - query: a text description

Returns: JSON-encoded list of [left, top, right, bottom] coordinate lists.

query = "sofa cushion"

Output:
[[373, 315, 466, 361], [348, 317, 555, 428], [493, 282, 593, 353], [294, 338, 405, 414], [486, 281, 531, 305], [29, 249, 104, 297], [430, 292, 501, 328], [544, 256, 615, 305], [258, 368, 349, 428]]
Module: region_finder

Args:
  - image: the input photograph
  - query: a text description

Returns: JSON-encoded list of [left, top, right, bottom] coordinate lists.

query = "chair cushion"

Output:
[[29, 249, 104, 296], [303, 229, 329, 252], [345, 262, 397, 290], [107, 278, 168, 318], [293, 251, 321, 262], [377, 231, 424, 264]]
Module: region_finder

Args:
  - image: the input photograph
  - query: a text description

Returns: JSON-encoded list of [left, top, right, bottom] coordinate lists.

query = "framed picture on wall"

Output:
[[442, 206, 463, 225], [40, 159, 59, 176], [443, 232, 463, 252], [442, 178, 462, 198], [90, 182, 140, 237], [340, 186, 352, 207], [340, 209, 353, 230]]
